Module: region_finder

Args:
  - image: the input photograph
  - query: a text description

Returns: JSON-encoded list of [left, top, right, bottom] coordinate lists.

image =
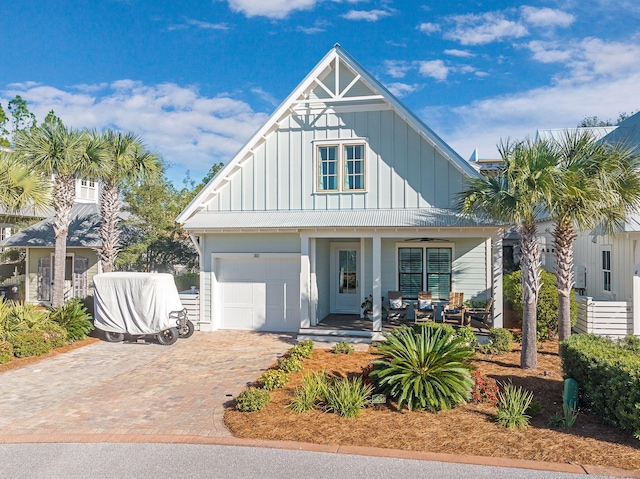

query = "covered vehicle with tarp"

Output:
[[93, 272, 194, 345]]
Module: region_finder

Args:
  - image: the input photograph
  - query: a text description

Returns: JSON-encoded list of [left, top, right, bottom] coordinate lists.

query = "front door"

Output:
[[331, 243, 360, 314]]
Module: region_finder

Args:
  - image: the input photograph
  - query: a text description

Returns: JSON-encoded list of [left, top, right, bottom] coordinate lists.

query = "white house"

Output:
[[177, 45, 504, 339], [537, 112, 640, 338]]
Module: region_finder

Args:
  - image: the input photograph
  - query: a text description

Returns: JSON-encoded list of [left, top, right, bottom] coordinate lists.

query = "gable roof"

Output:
[[600, 111, 640, 152], [177, 44, 481, 225]]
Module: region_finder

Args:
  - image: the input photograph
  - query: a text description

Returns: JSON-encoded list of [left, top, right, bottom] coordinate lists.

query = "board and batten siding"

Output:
[[572, 232, 640, 301], [205, 109, 465, 213]]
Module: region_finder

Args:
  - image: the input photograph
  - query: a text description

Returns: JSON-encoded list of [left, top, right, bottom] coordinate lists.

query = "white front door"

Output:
[[331, 243, 360, 314]]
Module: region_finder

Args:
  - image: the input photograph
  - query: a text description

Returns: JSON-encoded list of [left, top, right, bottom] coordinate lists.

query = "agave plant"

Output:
[[370, 324, 474, 411]]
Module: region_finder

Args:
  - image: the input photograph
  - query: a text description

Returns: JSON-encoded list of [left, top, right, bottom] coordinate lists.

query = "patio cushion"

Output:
[[445, 307, 461, 313], [390, 298, 403, 309], [418, 299, 433, 310]]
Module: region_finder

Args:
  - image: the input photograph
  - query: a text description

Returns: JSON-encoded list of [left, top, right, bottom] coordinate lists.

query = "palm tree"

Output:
[[98, 130, 161, 272], [14, 124, 105, 306], [459, 139, 556, 369], [548, 131, 640, 343], [0, 149, 50, 213]]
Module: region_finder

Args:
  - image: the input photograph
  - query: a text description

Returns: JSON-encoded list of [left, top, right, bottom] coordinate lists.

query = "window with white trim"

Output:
[[602, 248, 611, 292], [398, 246, 452, 300], [316, 141, 366, 192]]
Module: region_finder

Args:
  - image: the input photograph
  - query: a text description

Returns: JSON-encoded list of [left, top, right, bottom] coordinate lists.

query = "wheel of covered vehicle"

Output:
[[104, 331, 125, 342], [179, 320, 195, 338], [156, 327, 179, 346]]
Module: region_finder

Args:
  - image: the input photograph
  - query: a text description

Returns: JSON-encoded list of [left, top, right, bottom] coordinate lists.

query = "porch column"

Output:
[[360, 236, 365, 313], [300, 234, 311, 329], [310, 238, 318, 327], [372, 234, 382, 332], [633, 266, 640, 336], [492, 232, 504, 328]]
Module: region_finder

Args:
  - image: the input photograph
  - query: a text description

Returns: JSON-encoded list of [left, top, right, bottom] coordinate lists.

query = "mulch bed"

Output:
[[0, 337, 100, 373], [224, 339, 640, 471]]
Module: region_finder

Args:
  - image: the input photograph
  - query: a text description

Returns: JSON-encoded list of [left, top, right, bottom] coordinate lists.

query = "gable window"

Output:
[[344, 145, 365, 190], [317, 146, 338, 191], [397, 246, 452, 300], [315, 141, 366, 192], [602, 248, 611, 292]]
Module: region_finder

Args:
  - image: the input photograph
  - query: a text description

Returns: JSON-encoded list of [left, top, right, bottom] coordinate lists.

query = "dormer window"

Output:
[[315, 140, 366, 193]]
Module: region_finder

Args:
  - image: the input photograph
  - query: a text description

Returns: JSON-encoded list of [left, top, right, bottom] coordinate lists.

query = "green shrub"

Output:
[[235, 388, 271, 412], [0, 341, 13, 363], [560, 334, 640, 436], [455, 326, 478, 346], [259, 369, 289, 391], [504, 269, 577, 338], [48, 299, 94, 341], [621, 335, 640, 354], [496, 383, 533, 429], [371, 323, 474, 411], [11, 330, 51, 358], [414, 322, 455, 337], [174, 273, 199, 292], [324, 376, 373, 418], [332, 341, 354, 355], [526, 401, 545, 417], [1, 301, 53, 342], [41, 323, 68, 349], [278, 355, 303, 373], [290, 340, 314, 359], [288, 371, 329, 413], [488, 328, 513, 353]]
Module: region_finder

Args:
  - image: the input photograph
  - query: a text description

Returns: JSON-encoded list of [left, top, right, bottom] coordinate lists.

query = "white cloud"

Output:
[[445, 12, 528, 45], [520, 6, 575, 28], [168, 18, 229, 31], [386, 82, 422, 98], [342, 9, 392, 21], [417, 22, 440, 34], [527, 41, 572, 63], [1, 81, 268, 182], [430, 39, 640, 160], [226, 0, 319, 19], [296, 25, 325, 34], [527, 38, 640, 83], [383, 60, 411, 79], [444, 49, 475, 58], [417, 60, 449, 81]]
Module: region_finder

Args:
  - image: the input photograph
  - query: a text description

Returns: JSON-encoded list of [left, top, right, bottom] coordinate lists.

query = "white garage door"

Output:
[[217, 257, 300, 332]]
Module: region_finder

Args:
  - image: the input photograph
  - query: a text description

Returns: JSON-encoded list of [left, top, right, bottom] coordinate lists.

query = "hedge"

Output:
[[560, 334, 640, 436]]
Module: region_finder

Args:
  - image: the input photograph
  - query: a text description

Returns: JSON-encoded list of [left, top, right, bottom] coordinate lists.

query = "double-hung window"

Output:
[[602, 248, 611, 292], [316, 142, 366, 192], [397, 246, 452, 300]]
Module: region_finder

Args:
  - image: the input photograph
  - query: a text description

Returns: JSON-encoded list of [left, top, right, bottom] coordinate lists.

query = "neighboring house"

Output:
[[0, 179, 103, 304], [177, 45, 504, 339], [537, 113, 640, 338]]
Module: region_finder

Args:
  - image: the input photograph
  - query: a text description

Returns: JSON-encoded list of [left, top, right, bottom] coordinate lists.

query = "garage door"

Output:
[[217, 257, 300, 332]]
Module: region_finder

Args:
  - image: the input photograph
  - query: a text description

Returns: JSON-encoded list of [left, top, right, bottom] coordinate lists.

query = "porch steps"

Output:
[[297, 328, 385, 344]]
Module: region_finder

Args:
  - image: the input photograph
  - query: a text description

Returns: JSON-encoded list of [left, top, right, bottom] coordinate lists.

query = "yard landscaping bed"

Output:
[[224, 338, 640, 471], [0, 336, 99, 373]]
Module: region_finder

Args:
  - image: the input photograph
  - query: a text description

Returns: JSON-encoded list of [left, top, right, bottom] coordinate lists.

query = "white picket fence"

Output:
[[179, 291, 200, 329], [574, 295, 632, 339]]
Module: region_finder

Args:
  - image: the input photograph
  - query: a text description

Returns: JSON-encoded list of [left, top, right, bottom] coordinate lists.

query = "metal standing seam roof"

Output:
[[183, 208, 500, 230], [0, 203, 102, 248]]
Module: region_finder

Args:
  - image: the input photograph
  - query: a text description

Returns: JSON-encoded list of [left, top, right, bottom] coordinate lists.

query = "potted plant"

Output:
[[361, 295, 373, 319]]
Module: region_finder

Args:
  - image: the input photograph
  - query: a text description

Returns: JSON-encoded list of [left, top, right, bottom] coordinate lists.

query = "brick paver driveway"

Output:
[[0, 331, 295, 438]]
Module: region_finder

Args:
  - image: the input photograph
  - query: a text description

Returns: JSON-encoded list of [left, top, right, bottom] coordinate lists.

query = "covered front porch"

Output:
[[298, 226, 503, 341], [298, 312, 492, 343]]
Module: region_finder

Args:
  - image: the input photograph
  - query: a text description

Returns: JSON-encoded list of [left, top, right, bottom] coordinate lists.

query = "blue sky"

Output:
[[1, 0, 639, 184]]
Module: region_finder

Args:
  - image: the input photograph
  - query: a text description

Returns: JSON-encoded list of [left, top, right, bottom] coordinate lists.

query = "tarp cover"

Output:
[[94, 272, 184, 335]]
